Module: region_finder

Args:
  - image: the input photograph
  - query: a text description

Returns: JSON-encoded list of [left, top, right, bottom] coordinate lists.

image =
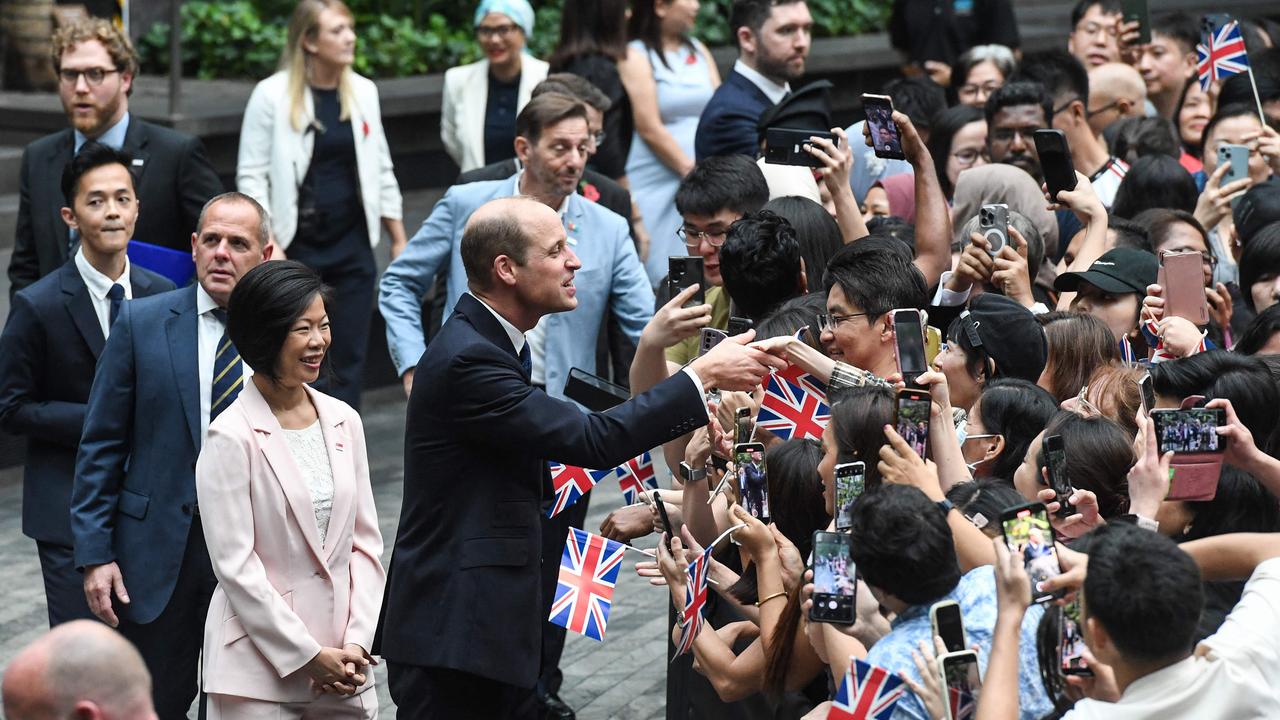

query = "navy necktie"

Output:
[[519, 342, 532, 376], [210, 308, 244, 421], [107, 283, 124, 328]]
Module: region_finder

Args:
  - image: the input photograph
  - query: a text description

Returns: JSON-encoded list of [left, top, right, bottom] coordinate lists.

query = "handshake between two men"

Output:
[[682, 328, 790, 394]]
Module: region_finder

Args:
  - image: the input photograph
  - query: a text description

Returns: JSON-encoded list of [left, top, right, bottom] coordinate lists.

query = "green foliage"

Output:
[[137, 0, 891, 80]]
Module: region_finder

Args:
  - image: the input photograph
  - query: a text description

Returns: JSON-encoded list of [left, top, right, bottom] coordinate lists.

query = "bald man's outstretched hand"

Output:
[[687, 330, 787, 393]]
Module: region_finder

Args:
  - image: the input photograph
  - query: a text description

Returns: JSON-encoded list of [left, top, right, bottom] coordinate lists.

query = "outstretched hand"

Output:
[[689, 330, 787, 392]]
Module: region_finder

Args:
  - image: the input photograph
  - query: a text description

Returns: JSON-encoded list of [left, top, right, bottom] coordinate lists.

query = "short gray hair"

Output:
[[197, 191, 272, 248]]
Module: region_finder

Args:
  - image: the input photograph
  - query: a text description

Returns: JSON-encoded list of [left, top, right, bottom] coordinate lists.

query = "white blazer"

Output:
[[196, 380, 385, 702], [440, 55, 549, 173], [236, 70, 404, 250]]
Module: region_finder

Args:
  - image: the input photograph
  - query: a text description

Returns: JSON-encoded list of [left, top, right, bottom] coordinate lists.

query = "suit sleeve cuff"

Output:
[[681, 366, 705, 397]]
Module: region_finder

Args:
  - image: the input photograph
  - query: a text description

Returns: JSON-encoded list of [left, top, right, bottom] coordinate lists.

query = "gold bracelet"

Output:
[[755, 590, 787, 607]]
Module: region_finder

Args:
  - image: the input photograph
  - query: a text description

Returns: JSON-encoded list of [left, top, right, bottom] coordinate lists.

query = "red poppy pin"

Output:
[[685, 51, 697, 65], [581, 182, 601, 203], [361, 121, 369, 138]]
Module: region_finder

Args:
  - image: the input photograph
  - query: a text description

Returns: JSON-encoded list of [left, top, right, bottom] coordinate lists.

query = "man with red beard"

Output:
[[8, 18, 222, 298]]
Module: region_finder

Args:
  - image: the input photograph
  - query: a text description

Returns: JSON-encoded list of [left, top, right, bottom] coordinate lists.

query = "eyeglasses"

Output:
[[1086, 100, 1120, 119], [958, 82, 1001, 101], [961, 432, 1000, 443], [816, 311, 878, 333], [676, 226, 728, 248], [1052, 96, 1082, 118], [989, 127, 1039, 145], [59, 67, 119, 86], [476, 23, 520, 40], [951, 148, 988, 167], [1068, 385, 1103, 417], [1074, 20, 1119, 37], [591, 130, 607, 147]]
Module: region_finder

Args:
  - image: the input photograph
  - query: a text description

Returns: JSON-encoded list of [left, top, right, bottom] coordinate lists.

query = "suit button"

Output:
[[181, 503, 192, 515]]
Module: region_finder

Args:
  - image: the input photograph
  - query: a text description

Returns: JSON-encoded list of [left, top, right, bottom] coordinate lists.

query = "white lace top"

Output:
[[281, 421, 334, 545]]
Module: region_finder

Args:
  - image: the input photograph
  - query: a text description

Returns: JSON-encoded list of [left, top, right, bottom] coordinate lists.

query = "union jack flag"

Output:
[[547, 462, 626, 518], [548, 528, 626, 641], [673, 547, 712, 658], [758, 363, 831, 441], [948, 687, 977, 720], [827, 658, 908, 720], [1197, 19, 1250, 91], [619, 451, 659, 505]]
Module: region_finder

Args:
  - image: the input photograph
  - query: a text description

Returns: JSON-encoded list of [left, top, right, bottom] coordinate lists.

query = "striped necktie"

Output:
[[210, 309, 243, 421]]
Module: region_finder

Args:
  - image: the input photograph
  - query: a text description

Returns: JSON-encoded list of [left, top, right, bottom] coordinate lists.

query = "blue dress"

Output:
[[624, 39, 714, 287]]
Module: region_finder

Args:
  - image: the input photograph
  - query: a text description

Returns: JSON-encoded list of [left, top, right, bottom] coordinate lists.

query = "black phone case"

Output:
[[563, 368, 629, 412]]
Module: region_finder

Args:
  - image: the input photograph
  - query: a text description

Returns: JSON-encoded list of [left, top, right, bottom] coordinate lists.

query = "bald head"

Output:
[[461, 196, 558, 291], [1088, 63, 1147, 136], [3, 621, 156, 720]]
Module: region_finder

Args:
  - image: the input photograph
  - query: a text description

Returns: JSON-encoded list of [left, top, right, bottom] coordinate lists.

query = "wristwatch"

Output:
[[679, 461, 707, 484], [935, 498, 955, 516]]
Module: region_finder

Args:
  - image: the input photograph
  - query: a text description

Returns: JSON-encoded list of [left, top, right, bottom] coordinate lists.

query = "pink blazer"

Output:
[[195, 381, 385, 701]]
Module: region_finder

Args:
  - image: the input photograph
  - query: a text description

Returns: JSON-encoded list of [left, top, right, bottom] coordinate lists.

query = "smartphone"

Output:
[[937, 650, 981, 720], [727, 316, 754, 337], [978, 203, 1009, 256], [653, 490, 674, 553], [734, 407, 753, 446], [1150, 408, 1225, 454], [1043, 434, 1076, 520], [735, 442, 769, 523], [1120, 0, 1150, 44], [563, 367, 629, 412], [862, 94, 905, 160], [892, 309, 928, 381], [834, 461, 866, 531], [667, 256, 705, 308], [1160, 251, 1210, 325], [1218, 144, 1250, 187], [699, 327, 729, 356], [1137, 373, 1155, 415], [930, 600, 966, 654], [1034, 130, 1078, 200], [1060, 600, 1093, 676], [1000, 502, 1063, 604], [809, 531, 856, 624], [764, 127, 840, 167], [895, 388, 932, 458]]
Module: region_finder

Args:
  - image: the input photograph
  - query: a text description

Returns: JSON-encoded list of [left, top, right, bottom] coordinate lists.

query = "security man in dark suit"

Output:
[[0, 143, 174, 627], [376, 196, 786, 718], [8, 18, 222, 298]]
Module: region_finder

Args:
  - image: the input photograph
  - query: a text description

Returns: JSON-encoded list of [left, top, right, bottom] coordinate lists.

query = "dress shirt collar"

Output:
[[733, 59, 790, 104], [74, 248, 131, 300], [196, 283, 222, 317], [469, 291, 526, 355], [512, 171, 571, 218], [75, 111, 130, 154]]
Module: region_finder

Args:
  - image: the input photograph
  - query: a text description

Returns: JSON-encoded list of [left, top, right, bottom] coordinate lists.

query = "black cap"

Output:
[[756, 80, 834, 142], [1053, 246, 1158, 295], [1233, 178, 1280, 245], [954, 294, 1047, 384]]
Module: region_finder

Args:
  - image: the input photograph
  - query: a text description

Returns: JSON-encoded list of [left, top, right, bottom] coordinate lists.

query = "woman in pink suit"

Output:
[[195, 260, 385, 718]]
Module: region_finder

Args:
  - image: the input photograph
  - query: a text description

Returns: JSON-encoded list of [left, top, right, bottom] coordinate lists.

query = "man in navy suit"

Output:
[[377, 196, 786, 718], [70, 191, 273, 718], [0, 143, 173, 628], [694, 0, 813, 160]]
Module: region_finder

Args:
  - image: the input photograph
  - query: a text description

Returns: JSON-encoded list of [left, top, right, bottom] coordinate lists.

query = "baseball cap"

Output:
[[1233, 178, 1280, 245], [1053, 246, 1158, 295], [952, 294, 1048, 383]]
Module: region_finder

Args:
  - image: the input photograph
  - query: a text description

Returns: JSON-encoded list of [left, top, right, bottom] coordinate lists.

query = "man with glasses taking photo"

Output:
[[8, 18, 222, 298]]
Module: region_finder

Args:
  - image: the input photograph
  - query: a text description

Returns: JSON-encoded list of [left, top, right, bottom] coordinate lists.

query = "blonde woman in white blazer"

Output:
[[440, 0, 548, 172], [236, 0, 403, 411]]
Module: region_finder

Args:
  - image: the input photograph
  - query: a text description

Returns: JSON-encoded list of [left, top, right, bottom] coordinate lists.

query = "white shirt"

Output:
[[196, 285, 254, 439], [1065, 557, 1280, 720], [73, 249, 132, 339], [282, 420, 334, 545], [734, 59, 790, 104]]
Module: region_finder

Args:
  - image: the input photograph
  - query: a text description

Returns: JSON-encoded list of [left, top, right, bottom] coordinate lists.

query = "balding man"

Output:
[[2, 620, 157, 720], [377, 196, 785, 718], [1087, 62, 1147, 138]]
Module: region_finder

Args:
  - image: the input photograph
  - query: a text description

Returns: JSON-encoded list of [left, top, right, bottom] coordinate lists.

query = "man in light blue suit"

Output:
[[380, 91, 654, 402], [70, 192, 273, 719]]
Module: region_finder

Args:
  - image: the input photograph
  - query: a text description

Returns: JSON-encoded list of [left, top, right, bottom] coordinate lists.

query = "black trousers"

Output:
[[388, 663, 538, 720], [117, 516, 218, 720], [537, 487, 593, 700], [288, 225, 376, 411], [35, 540, 95, 626]]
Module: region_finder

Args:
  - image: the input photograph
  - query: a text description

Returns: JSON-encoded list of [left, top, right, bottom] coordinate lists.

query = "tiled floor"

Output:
[[0, 386, 670, 719]]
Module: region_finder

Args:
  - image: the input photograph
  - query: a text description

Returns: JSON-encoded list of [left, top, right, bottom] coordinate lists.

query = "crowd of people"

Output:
[[3, 0, 1280, 718]]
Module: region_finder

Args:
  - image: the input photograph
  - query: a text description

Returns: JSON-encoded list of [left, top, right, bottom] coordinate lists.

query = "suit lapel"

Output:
[[60, 263, 105, 358], [121, 119, 150, 185], [246, 382, 327, 560], [129, 266, 159, 297], [166, 286, 202, 450], [309, 387, 353, 560]]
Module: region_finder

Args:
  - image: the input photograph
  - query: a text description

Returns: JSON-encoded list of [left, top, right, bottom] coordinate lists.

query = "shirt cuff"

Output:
[[931, 271, 972, 307], [681, 366, 705, 397]]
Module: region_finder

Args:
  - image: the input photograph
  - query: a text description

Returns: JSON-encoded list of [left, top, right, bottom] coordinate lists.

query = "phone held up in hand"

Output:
[[735, 442, 769, 523], [1158, 250, 1210, 326], [1000, 501, 1064, 604], [937, 649, 980, 720], [653, 490, 674, 553], [862, 94, 905, 160], [979, 203, 1008, 256], [668, 256, 705, 308], [1043, 434, 1077, 519], [895, 388, 931, 458], [1034, 129, 1077, 200], [833, 461, 865, 532], [809, 531, 856, 624], [1060, 599, 1093, 676], [891, 309, 928, 382], [930, 599, 966, 653], [764, 128, 840, 167]]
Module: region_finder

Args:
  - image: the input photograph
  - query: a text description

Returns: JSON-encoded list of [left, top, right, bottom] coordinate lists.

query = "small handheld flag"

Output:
[[758, 363, 832, 441], [827, 658, 908, 720], [547, 462, 626, 518], [619, 451, 659, 505], [1197, 18, 1250, 91], [548, 528, 627, 641], [949, 687, 977, 720]]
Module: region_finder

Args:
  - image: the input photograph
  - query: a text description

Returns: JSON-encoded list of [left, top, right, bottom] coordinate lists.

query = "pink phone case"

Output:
[[1166, 394, 1221, 501], [1159, 251, 1210, 325]]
